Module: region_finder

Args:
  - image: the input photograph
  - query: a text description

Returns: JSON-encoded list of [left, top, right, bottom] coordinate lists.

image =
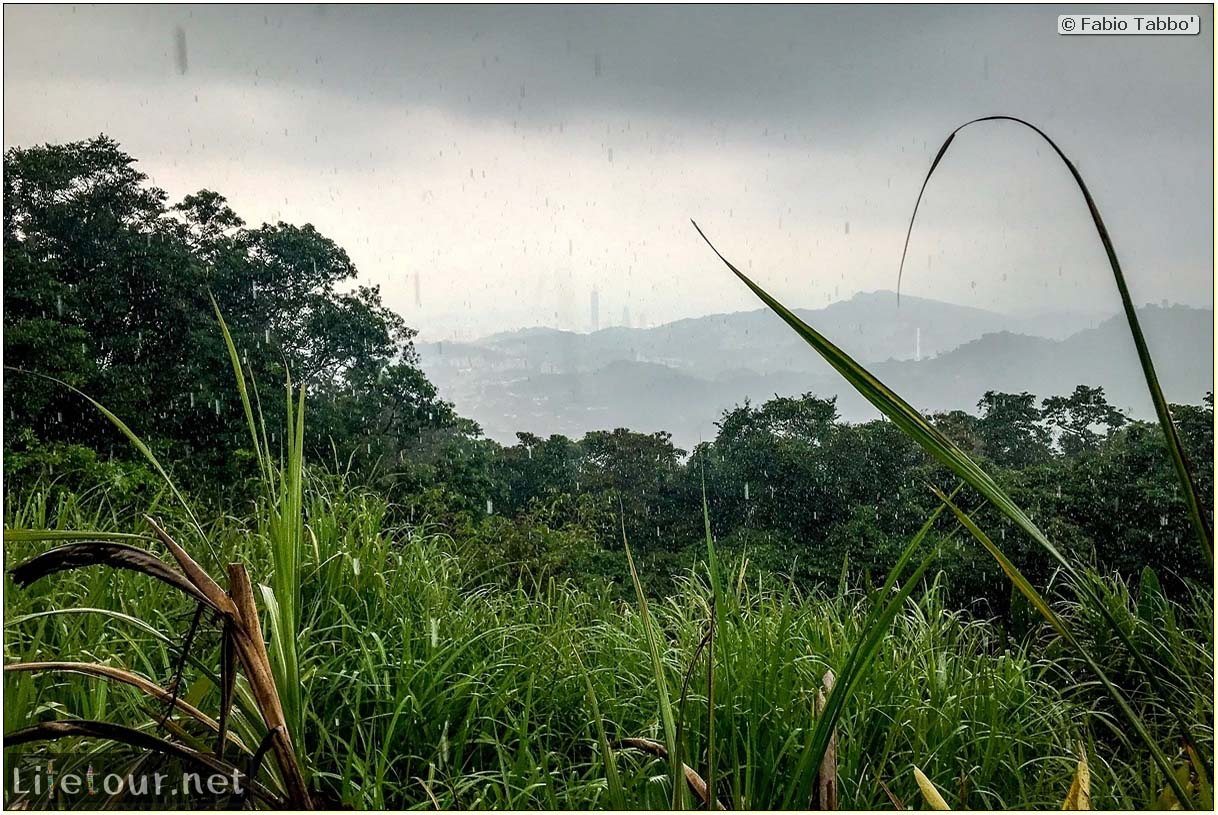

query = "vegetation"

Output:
[[5, 476, 1212, 809], [3, 129, 1213, 810]]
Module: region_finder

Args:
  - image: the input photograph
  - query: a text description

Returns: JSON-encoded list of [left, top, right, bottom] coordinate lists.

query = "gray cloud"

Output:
[[4, 4, 1213, 339]]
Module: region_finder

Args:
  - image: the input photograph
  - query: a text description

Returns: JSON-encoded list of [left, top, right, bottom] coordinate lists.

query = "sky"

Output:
[[4, 4, 1213, 341]]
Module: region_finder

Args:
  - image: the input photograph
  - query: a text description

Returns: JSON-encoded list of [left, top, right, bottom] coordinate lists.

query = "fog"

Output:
[[5, 4, 1212, 339]]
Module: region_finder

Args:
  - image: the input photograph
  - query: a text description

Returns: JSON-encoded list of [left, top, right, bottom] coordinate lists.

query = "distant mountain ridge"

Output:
[[418, 293, 1212, 448], [447, 290, 1110, 379]]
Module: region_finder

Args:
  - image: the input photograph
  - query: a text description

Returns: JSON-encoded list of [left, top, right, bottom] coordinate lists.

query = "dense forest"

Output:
[[3, 136, 1213, 809]]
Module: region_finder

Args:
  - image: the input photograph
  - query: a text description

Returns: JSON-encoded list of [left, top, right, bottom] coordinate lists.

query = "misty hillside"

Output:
[[430, 290, 1108, 380], [419, 297, 1212, 448]]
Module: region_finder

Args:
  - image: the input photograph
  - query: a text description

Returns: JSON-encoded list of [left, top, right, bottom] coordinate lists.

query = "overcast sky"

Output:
[[4, 4, 1213, 340]]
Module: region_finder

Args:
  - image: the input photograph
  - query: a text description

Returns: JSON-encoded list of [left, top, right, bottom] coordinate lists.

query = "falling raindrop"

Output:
[[173, 26, 188, 75]]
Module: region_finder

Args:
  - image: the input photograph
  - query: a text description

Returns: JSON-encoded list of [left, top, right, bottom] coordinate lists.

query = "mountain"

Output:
[[418, 295, 1212, 448], [430, 291, 1107, 382]]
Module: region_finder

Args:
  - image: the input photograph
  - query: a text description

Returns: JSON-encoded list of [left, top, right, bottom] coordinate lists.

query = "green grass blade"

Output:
[[700, 478, 720, 809], [623, 519, 685, 810], [933, 487, 1195, 808], [897, 115, 1212, 570], [782, 499, 948, 808], [210, 292, 269, 486], [3, 529, 155, 543], [573, 649, 626, 809], [693, 223, 1066, 573], [213, 298, 307, 768]]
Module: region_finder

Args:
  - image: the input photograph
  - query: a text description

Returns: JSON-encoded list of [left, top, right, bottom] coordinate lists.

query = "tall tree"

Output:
[[976, 390, 1051, 467], [3, 136, 463, 483], [1041, 385, 1127, 455]]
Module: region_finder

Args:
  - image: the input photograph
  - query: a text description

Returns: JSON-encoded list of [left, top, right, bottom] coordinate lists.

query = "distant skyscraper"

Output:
[[590, 287, 600, 332], [622, 305, 631, 328]]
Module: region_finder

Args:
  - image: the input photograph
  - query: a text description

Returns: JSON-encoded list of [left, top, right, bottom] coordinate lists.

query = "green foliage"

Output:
[[2, 430, 164, 516], [3, 131, 1213, 810], [482, 388, 1211, 609], [977, 390, 1051, 468], [1043, 385, 1129, 455], [3, 136, 463, 486], [5, 478, 1209, 809]]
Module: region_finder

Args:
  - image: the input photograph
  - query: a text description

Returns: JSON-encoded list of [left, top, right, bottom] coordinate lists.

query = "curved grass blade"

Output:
[[3, 606, 260, 715], [8, 541, 217, 609], [3, 719, 282, 806], [694, 222, 1209, 780], [573, 649, 626, 809], [896, 115, 1211, 569], [3, 662, 251, 755], [4, 529, 155, 543], [211, 292, 270, 485], [2, 366, 217, 568]]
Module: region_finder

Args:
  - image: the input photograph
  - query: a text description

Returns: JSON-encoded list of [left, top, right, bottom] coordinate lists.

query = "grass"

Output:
[[4, 474, 1212, 809], [4, 470, 1213, 808]]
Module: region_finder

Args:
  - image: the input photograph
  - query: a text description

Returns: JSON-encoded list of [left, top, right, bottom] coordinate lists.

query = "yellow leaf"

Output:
[[914, 767, 952, 811], [1155, 763, 1196, 810], [1062, 743, 1090, 810]]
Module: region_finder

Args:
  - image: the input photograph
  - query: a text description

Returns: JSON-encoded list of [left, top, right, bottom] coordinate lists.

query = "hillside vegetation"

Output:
[[3, 134, 1213, 810]]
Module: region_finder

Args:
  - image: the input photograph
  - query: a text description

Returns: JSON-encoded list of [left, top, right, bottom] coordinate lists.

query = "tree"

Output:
[[976, 390, 1051, 467], [3, 135, 466, 485], [1041, 385, 1127, 455], [578, 428, 686, 549], [4, 136, 201, 456]]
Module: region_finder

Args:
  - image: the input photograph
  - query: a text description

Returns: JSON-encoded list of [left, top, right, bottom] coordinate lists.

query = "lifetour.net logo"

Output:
[[5, 751, 247, 810]]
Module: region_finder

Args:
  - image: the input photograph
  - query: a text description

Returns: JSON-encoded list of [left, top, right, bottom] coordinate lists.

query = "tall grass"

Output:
[[213, 297, 308, 766], [11, 475, 1197, 808], [897, 116, 1211, 570]]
